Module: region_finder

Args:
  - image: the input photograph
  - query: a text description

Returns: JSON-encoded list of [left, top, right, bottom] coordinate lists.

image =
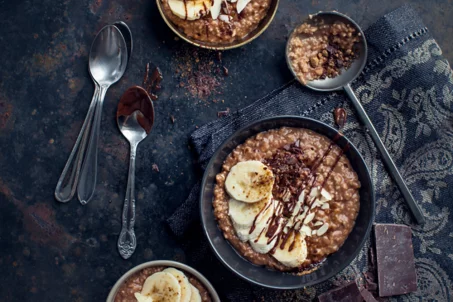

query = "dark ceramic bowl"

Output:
[[200, 116, 375, 289]]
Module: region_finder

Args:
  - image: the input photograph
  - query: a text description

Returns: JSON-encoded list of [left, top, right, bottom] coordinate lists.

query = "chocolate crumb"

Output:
[[217, 108, 230, 118], [217, 51, 222, 62], [152, 164, 159, 172], [170, 115, 175, 124], [223, 66, 229, 76]]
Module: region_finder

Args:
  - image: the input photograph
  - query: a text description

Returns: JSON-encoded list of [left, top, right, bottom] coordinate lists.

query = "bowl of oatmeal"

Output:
[[156, 0, 279, 49], [200, 116, 375, 289], [107, 260, 220, 302]]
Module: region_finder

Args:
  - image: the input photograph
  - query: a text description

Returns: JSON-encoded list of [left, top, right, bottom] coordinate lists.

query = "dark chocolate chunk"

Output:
[[318, 281, 362, 302], [360, 288, 378, 302], [374, 224, 417, 297]]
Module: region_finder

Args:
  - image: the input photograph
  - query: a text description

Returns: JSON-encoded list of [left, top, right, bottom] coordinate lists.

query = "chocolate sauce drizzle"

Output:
[[247, 134, 351, 270]]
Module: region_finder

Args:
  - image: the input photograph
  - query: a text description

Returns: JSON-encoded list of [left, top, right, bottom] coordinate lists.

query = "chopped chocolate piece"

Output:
[[334, 108, 347, 129], [374, 224, 417, 297], [152, 163, 159, 172], [223, 66, 229, 76], [217, 108, 230, 118], [318, 281, 362, 302], [360, 288, 378, 302]]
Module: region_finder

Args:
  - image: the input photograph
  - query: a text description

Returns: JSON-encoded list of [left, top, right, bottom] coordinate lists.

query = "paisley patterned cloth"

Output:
[[168, 4, 453, 301]]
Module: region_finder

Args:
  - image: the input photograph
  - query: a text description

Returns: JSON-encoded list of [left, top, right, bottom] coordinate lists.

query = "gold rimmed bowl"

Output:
[[156, 0, 279, 50]]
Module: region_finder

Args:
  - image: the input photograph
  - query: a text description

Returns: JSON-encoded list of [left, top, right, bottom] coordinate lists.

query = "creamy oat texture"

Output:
[[114, 266, 212, 302], [288, 19, 360, 83], [213, 127, 360, 273], [161, 0, 272, 44]]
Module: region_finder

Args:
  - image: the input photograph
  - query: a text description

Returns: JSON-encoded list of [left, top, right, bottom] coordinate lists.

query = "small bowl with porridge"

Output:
[[286, 11, 367, 88], [156, 0, 279, 49], [107, 260, 220, 302], [200, 116, 375, 289]]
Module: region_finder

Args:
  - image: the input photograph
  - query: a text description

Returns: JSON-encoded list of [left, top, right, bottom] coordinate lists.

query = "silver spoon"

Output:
[[55, 24, 128, 203], [113, 21, 133, 64], [116, 86, 155, 259], [77, 25, 128, 205], [286, 11, 425, 225]]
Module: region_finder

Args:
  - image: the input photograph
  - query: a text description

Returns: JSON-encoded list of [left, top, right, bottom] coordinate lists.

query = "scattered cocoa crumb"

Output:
[[152, 164, 159, 172], [223, 66, 229, 76], [173, 48, 224, 100], [170, 115, 175, 123], [217, 52, 222, 62], [217, 108, 230, 118]]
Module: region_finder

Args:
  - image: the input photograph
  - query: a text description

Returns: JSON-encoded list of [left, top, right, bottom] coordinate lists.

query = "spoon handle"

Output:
[[344, 84, 425, 224], [77, 85, 109, 205], [118, 143, 138, 259], [55, 84, 100, 202]]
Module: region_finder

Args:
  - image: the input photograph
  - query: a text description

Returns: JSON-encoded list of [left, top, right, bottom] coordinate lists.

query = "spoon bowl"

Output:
[[89, 25, 128, 86], [117, 111, 148, 143]]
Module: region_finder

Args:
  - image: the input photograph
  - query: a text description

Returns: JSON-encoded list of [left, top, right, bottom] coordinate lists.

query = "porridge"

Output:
[[114, 266, 212, 302], [288, 18, 361, 83], [213, 127, 360, 273], [160, 0, 273, 44]]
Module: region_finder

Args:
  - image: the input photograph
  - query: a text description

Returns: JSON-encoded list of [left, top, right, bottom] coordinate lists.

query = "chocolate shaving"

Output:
[[217, 108, 230, 118], [170, 115, 175, 124], [223, 66, 229, 76], [152, 163, 159, 172]]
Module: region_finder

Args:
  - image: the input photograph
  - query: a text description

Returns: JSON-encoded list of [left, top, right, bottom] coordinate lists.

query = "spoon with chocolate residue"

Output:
[[116, 86, 154, 259]]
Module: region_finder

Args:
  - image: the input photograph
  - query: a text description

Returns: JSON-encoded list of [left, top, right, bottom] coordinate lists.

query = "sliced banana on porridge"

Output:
[[189, 284, 202, 302], [134, 293, 153, 302], [163, 268, 192, 302], [272, 231, 308, 268], [140, 272, 181, 302], [168, 0, 212, 21], [225, 160, 274, 203]]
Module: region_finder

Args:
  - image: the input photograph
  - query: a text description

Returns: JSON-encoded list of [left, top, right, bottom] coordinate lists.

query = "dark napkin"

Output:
[[168, 4, 453, 301]]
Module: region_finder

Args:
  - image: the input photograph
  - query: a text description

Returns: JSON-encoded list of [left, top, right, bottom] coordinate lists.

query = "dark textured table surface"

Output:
[[0, 0, 452, 301]]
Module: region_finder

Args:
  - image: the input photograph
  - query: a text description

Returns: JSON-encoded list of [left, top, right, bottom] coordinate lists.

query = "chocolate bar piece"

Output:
[[374, 224, 417, 297], [360, 288, 378, 302], [318, 281, 362, 302]]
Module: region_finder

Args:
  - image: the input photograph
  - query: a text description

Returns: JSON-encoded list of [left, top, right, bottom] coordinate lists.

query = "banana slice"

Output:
[[228, 194, 273, 228], [163, 268, 192, 302], [225, 161, 274, 203], [272, 231, 307, 268], [141, 272, 181, 302], [134, 293, 153, 302], [248, 198, 275, 241], [168, 0, 212, 21], [189, 285, 202, 302], [249, 227, 278, 254]]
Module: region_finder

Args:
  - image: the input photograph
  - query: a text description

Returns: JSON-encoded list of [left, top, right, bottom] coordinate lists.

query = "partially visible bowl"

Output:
[[200, 116, 375, 289], [106, 260, 220, 302], [156, 0, 279, 50]]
